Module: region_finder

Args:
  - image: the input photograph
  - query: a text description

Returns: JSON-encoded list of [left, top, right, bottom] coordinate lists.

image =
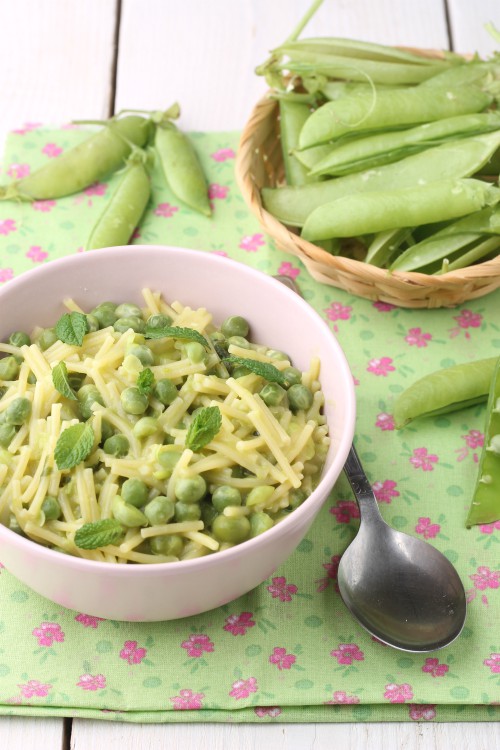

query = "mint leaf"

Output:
[[55, 311, 89, 346], [186, 406, 222, 452], [144, 324, 208, 348], [224, 355, 287, 385], [55, 422, 94, 470], [52, 361, 78, 400], [137, 368, 155, 395], [75, 518, 124, 550]]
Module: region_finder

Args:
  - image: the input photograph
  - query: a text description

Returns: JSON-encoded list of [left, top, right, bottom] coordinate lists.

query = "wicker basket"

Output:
[[235, 74, 500, 309]]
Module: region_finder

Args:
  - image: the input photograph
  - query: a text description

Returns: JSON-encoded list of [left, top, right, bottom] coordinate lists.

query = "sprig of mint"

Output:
[[224, 355, 287, 385], [55, 311, 89, 346], [54, 422, 94, 470], [137, 367, 155, 395], [144, 324, 208, 349], [185, 406, 222, 452], [74, 518, 124, 550], [52, 361, 78, 400]]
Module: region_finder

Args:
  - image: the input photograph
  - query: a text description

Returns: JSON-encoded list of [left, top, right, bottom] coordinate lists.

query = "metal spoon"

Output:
[[273, 275, 467, 652]]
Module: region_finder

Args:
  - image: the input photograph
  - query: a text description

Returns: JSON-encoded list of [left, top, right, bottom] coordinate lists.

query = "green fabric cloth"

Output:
[[0, 125, 499, 724]]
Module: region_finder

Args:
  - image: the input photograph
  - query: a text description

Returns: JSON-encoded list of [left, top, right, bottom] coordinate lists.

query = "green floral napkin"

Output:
[[0, 125, 499, 724]]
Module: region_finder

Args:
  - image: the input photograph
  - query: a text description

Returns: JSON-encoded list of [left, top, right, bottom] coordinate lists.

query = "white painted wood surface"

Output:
[[0, 1, 499, 747]]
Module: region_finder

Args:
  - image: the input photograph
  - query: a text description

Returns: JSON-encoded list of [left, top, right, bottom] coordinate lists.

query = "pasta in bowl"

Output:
[[0, 246, 355, 620]]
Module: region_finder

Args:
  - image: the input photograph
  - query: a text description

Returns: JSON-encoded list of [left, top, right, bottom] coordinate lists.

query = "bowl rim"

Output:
[[0, 244, 356, 574]]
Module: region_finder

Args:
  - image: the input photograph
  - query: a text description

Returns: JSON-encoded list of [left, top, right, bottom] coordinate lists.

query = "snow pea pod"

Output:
[[85, 154, 151, 250], [301, 178, 500, 241], [465, 356, 500, 526], [262, 131, 500, 227], [279, 100, 317, 186], [0, 116, 152, 201], [155, 122, 211, 217], [299, 85, 493, 149], [393, 357, 499, 429]]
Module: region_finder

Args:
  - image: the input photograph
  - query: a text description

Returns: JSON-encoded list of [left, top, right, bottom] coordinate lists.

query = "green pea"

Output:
[[146, 313, 172, 329], [120, 387, 149, 415], [154, 378, 178, 405], [91, 303, 118, 329], [85, 314, 100, 333], [174, 475, 207, 503], [77, 384, 104, 419], [0, 423, 16, 448], [184, 341, 207, 363], [250, 511, 274, 537], [144, 495, 175, 525], [115, 302, 143, 319], [68, 372, 86, 391], [4, 397, 31, 425], [126, 343, 154, 366], [211, 485, 242, 512], [121, 478, 149, 508], [100, 419, 114, 444], [287, 383, 314, 411], [114, 316, 145, 334], [8, 331, 30, 348], [41, 495, 61, 521], [283, 366, 302, 386], [150, 534, 183, 556], [228, 335, 251, 349], [0, 356, 20, 381], [289, 488, 308, 510], [233, 366, 252, 378], [103, 434, 129, 457], [245, 485, 274, 507], [133, 416, 158, 438], [174, 502, 202, 522], [200, 500, 218, 527], [112, 495, 148, 527], [260, 382, 286, 406], [212, 515, 251, 543], [221, 316, 250, 339], [266, 349, 290, 361], [37, 328, 58, 351], [210, 331, 226, 343]]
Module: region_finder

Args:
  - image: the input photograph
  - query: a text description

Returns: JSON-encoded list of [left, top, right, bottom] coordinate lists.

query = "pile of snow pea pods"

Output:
[[0, 104, 211, 250], [257, 4, 500, 274]]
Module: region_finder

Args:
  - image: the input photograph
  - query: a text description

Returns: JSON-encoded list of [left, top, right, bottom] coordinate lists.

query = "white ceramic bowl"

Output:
[[0, 246, 355, 621]]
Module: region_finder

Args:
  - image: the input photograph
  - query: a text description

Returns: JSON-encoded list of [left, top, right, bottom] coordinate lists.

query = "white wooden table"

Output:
[[0, 1, 499, 747]]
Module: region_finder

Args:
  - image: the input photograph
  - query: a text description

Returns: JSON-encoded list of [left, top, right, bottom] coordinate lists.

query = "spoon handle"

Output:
[[343, 444, 383, 523]]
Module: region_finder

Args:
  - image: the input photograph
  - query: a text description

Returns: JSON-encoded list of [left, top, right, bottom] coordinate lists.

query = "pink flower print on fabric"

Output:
[[119, 640, 147, 664], [480, 521, 500, 535], [316, 554, 340, 592], [75, 613, 105, 628], [0, 219, 17, 236], [267, 576, 298, 602], [42, 142, 63, 158], [12, 122, 41, 135], [269, 647, 296, 671], [18, 680, 52, 698], [154, 202, 179, 218], [7, 162, 30, 179], [277, 261, 300, 279], [384, 683, 413, 703], [181, 634, 214, 658], [254, 706, 282, 718], [77, 674, 106, 691], [223, 612, 256, 635], [84, 182, 107, 197], [470, 566, 500, 590], [415, 517, 440, 539], [0, 268, 14, 283], [372, 479, 399, 504], [325, 690, 360, 705], [0, 562, 4, 572], [330, 643, 364, 666], [211, 148, 236, 162], [367, 357, 395, 376], [409, 704, 436, 721], [456, 429, 484, 463], [325, 301, 352, 322], [32, 622, 65, 647], [484, 653, 500, 673], [422, 657, 449, 677], [375, 412, 395, 431], [404, 327, 432, 347], [229, 677, 258, 700], [330, 500, 359, 524], [239, 233, 265, 252], [373, 300, 396, 312], [26, 246, 48, 263], [170, 688, 205, 710], [410, 447, 438, 471], [33, 200, 56, 212], [450, 309, 482, 339], [208, 183, 229, 200]]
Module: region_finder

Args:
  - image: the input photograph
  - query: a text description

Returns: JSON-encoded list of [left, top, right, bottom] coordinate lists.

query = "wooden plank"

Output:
[[0, 0, 118, 151], [447, 0, 500, 56], [0, 717, 66, 750]]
